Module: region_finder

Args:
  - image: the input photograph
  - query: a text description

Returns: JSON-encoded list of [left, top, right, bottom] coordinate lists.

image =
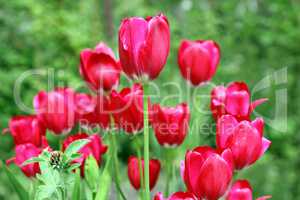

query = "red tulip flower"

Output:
[[211, 82, 267, 121], [109, 84, 145, 133], [80, 42, 120, 93], [217, 115, 271, 169], [34, 88, 76, 134], [178, 40, 220, 86], [154, 192, 196, 200], [6, 115, 46, 147], [75, 93, 110, 129], [63, 133, 107, 175], [227, 180, 272, 200], [118, 13, 170, 80], [127, 156, 161, 191], [151, 103, 190, 147], [183, 146, 233, 200], [7, 143, 41, 177]]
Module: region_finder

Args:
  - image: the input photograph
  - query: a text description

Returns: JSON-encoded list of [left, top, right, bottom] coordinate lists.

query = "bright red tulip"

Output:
[[227, 180, 272, 200], [80, 42, 120, 93], [178, 40, 220, 86], [109, 83, 145, 133], [118, 13, 170, 80], [217, 115, 271, 169], [34, 88, 76, 134], [154, 192, 196, 200], [75, 93, 110, 129], [7, 143, 41, 177], [127, 156, 161, 190], [63, 133, 107, 175], [183, 146, 233, 200], [6, 115, 46, 147], [151, 103, 190, 147], [211, 82, 268, 121]]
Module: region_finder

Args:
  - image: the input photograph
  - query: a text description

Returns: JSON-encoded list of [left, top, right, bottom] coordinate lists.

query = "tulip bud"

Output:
[[227, 180, 272, 200], [34, 88, 76, 134], [118, 13, 170, 80], [109, 83, 145, 134], [178, 40, 220, 86], [62, 133, 107, 176], [210, 82, 268, 121], [151, 103, 190, 147], [80, 42, 120, 93], [183, 146, 233, 200], [7, 115, 46, 147], [217, 115, 271, 169], [127, 156, 161, 191], [154, 192, 196, 200]]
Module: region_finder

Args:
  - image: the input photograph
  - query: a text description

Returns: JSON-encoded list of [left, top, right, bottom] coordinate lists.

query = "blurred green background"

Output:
[[1, 0, 299, 199]]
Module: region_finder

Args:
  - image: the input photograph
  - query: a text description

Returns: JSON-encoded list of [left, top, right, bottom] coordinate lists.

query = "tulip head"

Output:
[[118, 13, 170, 80], [154, 192, 196, 200], [183, 146, 233, 200], [217, 115, 271, 169], [80, 42, 120, 93], [178, 40, 220, 86], [127, 156, 161, 191], [34, 88, 76, 134], [7, 115, 46, 146], [151, 103, 190, 147]]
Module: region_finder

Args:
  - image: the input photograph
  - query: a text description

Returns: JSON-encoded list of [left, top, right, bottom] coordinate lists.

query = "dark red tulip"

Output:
[[6, 115, 46, 146], [178, 40, 220, 86], [217, 115, 271, 169], [154, 192, 196, 200], [211, 82, 268, 121], [109, 83, 144, 133], [118, 13, 170, 80], [7, 143, 41, 177], [75, 93, 110, 129], [63, 133, 107, 175], [127, 156, 161, 191], [34, 88, 76, 134], [183, 146, 233, 200], [80, 42, 120, 93], [227, 180, 272, 200], [151, 103, 190, 147]]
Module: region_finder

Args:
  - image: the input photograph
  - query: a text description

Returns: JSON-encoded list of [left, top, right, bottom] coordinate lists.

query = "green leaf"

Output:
[[95, 157, 111, 200], [22, 156, 45, 166], [64, 139, 90, 157], [71, 169, 81, 200], [68, 163, 81, 172], [84, 155, 100, 192], [2, 162, 29, 200]]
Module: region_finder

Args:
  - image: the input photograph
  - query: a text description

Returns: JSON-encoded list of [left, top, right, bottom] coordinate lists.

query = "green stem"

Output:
[[109, 118, 127, 200], [164, 149, 174, 197], [143, 82, 150, 200], [137, 147, 145, 200]]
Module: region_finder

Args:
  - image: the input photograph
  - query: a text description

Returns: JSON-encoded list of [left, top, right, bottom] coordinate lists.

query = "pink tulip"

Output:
[[183, 146, 233, 200], [154, 192, 196, 200], [6, 115, 46, 147], [80, 42, 120, 93], [62, 133, 107, 176], [151, 103, 190, 147], [34, 88, 76, 134], [178, 40, 220, 86], [127, 156, 161, 191], [118, 13, 170, 80], [211, 82, 268, 121], [227, 180, 272, 200], [109, 83, 145, 133], [217, 115, 271, 169]]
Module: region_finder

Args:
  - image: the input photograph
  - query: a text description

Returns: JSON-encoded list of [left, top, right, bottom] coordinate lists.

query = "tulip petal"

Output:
[[251, 118, 264, 137], [256, 195, 272, 200], [250, 98, 268, 113], [260, 137, 271, 157], [227, 180, 253, 200], [216, 115, 238, 150], [225, 90, 250, 117]]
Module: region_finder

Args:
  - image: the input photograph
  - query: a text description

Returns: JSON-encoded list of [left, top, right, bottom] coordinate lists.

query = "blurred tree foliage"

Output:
[[0, 0, 300, 199]]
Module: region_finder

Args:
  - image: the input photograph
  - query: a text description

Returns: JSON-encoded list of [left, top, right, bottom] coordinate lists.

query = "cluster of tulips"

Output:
[[3, 13, 271, 200]]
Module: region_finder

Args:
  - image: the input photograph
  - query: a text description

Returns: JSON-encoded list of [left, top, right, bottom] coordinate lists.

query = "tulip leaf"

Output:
[[84, 155, 100, 192], [95, 157, 111, 200], [2, 162, 29, 200], [22, 156, 45, 166], [64, 139, 90, 157], [71, 169, 81, 200]]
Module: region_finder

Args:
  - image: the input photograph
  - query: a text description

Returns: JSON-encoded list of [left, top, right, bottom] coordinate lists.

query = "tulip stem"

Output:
[[143, 82, 150, 200], [164, 148, 174, 197], [137, 149, 145, 200], [109, 117, 127, 200]]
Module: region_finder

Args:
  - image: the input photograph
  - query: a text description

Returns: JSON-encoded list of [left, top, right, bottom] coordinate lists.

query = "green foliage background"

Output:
[[0, 0, 299, 199]]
